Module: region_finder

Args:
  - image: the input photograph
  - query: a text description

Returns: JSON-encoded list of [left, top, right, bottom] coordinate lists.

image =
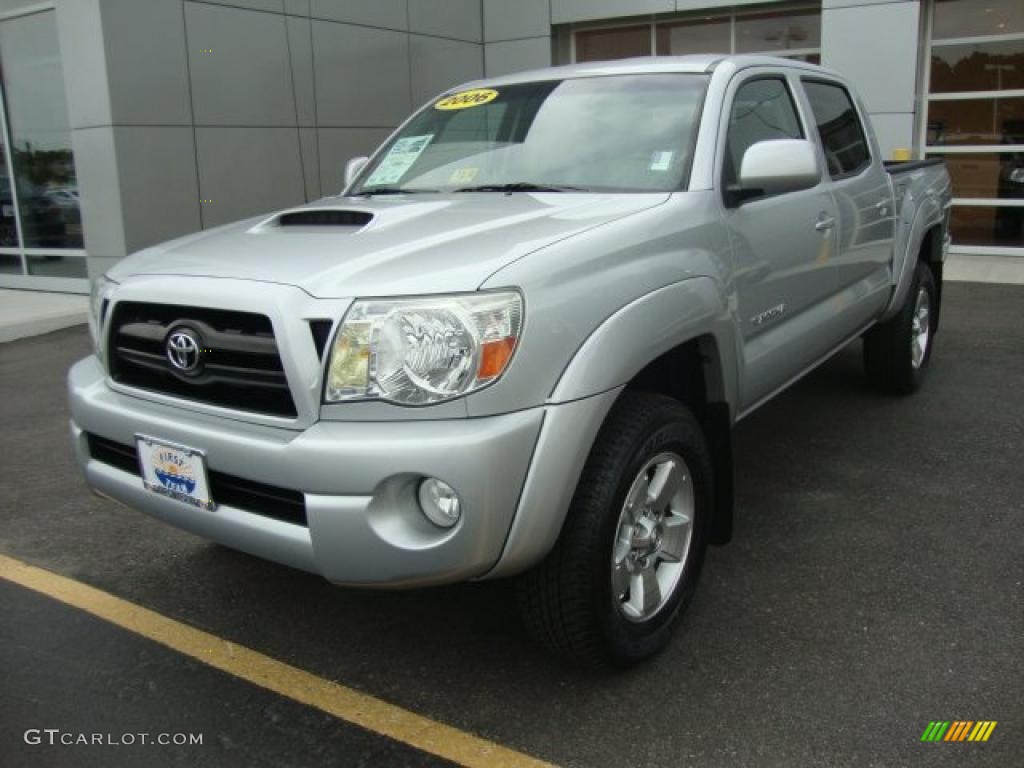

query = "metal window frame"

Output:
[[928, 88, 1024, 101]]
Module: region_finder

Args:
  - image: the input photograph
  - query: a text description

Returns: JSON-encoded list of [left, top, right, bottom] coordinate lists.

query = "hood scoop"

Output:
[[274, 209, 373, 229]]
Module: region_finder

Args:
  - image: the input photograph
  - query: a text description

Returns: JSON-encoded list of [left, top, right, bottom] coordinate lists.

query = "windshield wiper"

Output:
[[454, 182, 590, 193], [353, 187, 440, 196]]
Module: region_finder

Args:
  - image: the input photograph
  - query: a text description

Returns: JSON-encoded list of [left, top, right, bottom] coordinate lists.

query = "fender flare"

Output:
[[484, 277, 739, 579], [549, 276, 738, 409], [883, 196, 945, 321]]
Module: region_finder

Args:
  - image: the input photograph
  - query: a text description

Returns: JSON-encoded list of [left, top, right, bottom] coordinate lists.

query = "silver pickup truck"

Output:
[[69, 55, 951, 667]]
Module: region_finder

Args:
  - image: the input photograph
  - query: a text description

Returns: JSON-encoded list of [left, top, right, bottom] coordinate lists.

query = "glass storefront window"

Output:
[[929, 152, 1024, 200], [575, 26, 651, 62], [0, 253, 20, 273], [574, 6, 822, 66], [0, 131, 16, 248], [0, 8, 86, 288], [948, 204, 1023, 247], [26, 253, 88, 278], [927, 97, 1024, 146], [930, 40, 1024, 94], [0, 11, 83, 250], [927, 0, 1024, 254], [734, 9, 821, 54], [932, 0, 1024, 41], [656, 17, 730, 56]]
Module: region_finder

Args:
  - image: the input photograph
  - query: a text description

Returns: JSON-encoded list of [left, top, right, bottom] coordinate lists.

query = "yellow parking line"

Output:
[[0, 554, 554, 768]]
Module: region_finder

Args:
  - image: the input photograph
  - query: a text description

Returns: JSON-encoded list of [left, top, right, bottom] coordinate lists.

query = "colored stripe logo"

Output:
[[921, 721, 997, 742]]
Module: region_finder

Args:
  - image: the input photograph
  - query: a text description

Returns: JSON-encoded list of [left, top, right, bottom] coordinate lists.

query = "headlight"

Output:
[[325, 291, 522, 405], [89, 275, 117, 352]]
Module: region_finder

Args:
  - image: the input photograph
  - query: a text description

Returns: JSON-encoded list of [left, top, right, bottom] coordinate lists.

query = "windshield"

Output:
[[351, 74, 709, 195]]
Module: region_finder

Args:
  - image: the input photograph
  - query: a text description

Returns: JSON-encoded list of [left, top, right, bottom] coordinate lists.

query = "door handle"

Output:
[[815, 215, 835, 232], [876, 199, 890, 216]]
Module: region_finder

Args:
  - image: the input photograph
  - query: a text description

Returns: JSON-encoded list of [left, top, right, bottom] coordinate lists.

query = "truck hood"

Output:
[[109, 192, 669, 298]]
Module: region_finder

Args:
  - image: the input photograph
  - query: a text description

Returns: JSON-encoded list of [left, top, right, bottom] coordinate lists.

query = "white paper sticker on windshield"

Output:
[[449, 167, 479, 184], [365, 134, 434, 186], [650, 150, 674, 172]]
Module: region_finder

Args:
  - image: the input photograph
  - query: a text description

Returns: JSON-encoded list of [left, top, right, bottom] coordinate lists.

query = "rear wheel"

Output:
[[517, 391, 712, 668], [863, 260, 937, 394]]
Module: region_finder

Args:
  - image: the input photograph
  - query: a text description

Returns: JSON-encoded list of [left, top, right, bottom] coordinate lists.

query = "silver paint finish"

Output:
[[881, 169, 951, 320], [69, 355, 544, 586], [108, 193, 668, 299], [69, 56, 952, 585], [343, 156, 368, 188], [484, 388, 622, 579], [738, 139, 820, 197], [548, 274, 736, 408]]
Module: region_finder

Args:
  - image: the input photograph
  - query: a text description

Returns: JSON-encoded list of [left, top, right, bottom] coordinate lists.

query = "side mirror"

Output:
[[343, 156, 369, 191], [727, 139, 820, 207]]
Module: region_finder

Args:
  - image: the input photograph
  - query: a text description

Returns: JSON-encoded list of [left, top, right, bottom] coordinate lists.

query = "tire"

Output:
[[863, 260, 937, 395], [516, 391, 712, 668]]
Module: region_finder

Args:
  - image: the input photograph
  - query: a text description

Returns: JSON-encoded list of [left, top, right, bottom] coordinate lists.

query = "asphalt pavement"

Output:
[[0, 281, 1021, 767]]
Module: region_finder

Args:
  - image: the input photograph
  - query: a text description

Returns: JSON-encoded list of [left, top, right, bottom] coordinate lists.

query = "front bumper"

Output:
[[69, 355, 547, 587]]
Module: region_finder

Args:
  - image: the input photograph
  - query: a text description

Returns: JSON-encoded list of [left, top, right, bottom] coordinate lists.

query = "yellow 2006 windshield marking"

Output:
[[435, 88, 499, 110]]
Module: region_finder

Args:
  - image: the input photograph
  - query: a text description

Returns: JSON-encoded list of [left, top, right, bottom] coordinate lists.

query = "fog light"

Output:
[[418, 478, 461, 528]]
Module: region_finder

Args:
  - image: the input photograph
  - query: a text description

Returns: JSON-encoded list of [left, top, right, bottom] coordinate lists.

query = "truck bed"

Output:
[[883, 157, 945, 175]]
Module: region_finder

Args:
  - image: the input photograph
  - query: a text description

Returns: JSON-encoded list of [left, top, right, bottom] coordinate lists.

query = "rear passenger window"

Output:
[[724, 78, 803, 188], [802, 81, 871, 177]]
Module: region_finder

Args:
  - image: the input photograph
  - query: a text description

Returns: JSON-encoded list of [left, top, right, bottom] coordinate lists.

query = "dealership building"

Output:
[[0, 0, 1020, 293]]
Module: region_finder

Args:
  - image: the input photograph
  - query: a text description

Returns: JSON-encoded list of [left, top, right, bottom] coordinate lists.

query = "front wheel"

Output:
[[863, 260, 937, 395], [516, 391, 712, 668]]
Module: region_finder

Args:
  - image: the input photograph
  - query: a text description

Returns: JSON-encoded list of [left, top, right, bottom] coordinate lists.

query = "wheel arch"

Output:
[[548, 276, 737, 547], [549, 276, 738, 410], [884, 196, 946, 322], [485, 279, 738, 579], [621, 335, 734, 546]]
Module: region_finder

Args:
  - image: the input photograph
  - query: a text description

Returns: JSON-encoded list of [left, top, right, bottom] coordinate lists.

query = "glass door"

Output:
[[923, 0, 1024, 255], [0, 7, 88, 292]]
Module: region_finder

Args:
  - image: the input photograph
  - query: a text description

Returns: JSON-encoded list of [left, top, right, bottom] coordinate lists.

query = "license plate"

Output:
[[136, 435, 215, 511]]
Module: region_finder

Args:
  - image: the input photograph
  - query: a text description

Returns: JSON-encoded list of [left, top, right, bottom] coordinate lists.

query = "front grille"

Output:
[[86, 433, 308, 527], [107, 302, 296, 418]]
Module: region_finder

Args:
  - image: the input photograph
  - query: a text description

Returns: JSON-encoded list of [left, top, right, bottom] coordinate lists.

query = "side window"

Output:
[[802, 80, 871, 177], [724, 78, 804, 188]]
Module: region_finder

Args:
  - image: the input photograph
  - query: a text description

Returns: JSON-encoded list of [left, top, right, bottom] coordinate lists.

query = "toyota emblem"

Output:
[[166, 330, 201, 372]]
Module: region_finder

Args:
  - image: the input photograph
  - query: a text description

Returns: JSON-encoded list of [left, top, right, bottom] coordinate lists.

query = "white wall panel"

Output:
[[186, 2, 297, 126], [195, 127, 305, 227], [485, 37, 551, 77]]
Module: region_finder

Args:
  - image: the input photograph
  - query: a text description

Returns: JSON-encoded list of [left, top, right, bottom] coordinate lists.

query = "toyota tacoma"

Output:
[[70, 55, 952, 667]]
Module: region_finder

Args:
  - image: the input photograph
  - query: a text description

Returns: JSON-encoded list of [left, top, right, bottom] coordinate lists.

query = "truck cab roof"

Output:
[[458, 54, 843, 91]]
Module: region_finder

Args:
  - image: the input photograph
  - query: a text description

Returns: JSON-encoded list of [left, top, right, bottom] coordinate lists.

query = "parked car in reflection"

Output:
[[13, 182, 83, 249], [43, 186, 80, 209], [996, 120, 1024, 243]]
